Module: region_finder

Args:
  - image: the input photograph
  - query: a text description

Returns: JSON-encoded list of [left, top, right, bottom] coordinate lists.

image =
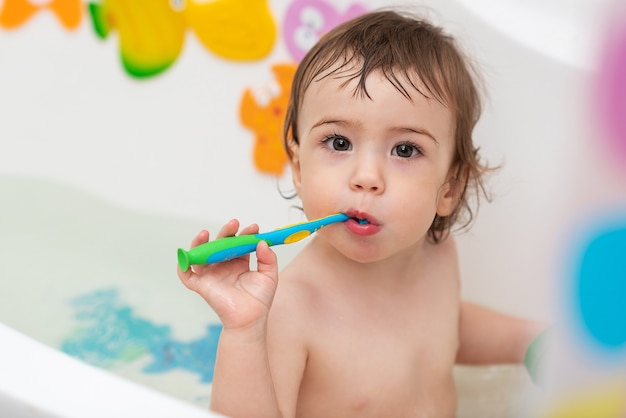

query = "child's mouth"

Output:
[[347, 215, 370, 225], [344, 211, 378, 228], [345, 211, 373, 225], [344, 214, 380, 236]]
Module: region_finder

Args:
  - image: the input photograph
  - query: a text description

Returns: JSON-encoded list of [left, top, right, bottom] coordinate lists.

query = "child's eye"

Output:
[[323, 135, 352, 151], [392, 143, 421, 158]]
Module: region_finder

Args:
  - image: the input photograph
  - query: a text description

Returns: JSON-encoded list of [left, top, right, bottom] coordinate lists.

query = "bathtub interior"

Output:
[[0, 177, 539, 417], [1, 176, 225, 407]]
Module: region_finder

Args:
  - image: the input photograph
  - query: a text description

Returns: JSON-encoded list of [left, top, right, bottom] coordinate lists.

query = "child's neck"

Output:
[[299, 235, 430, 290]]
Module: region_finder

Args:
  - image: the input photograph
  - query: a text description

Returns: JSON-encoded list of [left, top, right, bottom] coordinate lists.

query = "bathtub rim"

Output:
[[0, 322, 222, 418]]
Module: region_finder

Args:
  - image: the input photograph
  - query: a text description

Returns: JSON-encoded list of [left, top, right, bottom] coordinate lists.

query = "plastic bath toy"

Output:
[[178, 213, 349, 271]]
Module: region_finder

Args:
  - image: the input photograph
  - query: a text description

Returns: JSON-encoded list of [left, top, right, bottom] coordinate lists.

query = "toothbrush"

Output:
[[177, 213, 349, 271]]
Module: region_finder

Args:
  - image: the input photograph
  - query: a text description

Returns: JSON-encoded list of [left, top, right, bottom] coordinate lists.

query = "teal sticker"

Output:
[[575, 223, 626, 349]]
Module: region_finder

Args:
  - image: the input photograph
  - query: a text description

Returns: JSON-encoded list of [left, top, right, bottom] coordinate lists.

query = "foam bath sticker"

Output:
[[87, 0, 187, 78], [283, 0, 368, 62], [0, 0, 82, 30], [573, 222, 626, 351], [185, 0, 276, 61], [239, 62, 297, 176], [596, 19, 626, 167], [534, 218, 626, 417], [538, 380, 626, 418], [87, 0, 276, 78], [61, 288, 222, 382]]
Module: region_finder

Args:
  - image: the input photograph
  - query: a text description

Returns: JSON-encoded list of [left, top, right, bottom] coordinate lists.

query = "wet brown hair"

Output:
[[283, 9, 493, 243]]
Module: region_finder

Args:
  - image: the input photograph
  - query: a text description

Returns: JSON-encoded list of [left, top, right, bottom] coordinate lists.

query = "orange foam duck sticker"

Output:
[[240, 63, 297, 176], [0, 0, 82, 30], [87, 0, 277, 78]]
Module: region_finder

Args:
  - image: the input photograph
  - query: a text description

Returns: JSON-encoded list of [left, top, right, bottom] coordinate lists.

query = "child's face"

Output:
[[290, 67, 458, 262]]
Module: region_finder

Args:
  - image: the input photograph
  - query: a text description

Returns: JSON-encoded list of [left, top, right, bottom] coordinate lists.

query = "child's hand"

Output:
[[177, 219, 279, 330]]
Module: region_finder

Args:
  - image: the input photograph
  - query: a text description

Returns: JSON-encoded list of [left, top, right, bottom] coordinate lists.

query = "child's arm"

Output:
[[177, 220, 285, 418], [456, 301, 546, 365]]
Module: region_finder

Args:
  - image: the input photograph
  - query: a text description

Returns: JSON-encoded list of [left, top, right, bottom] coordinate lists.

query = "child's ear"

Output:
[[288, 139, 302, 194], [436, 164, 467, 217]]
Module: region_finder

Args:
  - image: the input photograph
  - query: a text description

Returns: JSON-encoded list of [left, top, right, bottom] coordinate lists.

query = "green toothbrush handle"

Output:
[[178, 234, 267, 272]]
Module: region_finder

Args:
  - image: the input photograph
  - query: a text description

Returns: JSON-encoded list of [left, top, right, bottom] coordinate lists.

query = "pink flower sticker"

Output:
[[283, 0, 368, 62]]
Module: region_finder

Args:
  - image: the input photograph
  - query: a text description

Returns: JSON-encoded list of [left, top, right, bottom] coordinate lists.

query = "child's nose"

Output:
[[349, 155, 385, 194]]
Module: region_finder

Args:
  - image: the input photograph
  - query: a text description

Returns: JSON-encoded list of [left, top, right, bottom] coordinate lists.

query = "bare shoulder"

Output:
[[266, 251, 331, 353], [269, 259, 321, 330]]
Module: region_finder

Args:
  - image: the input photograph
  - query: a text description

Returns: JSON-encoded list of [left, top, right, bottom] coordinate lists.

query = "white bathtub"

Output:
[[0, 0, 611, 416]]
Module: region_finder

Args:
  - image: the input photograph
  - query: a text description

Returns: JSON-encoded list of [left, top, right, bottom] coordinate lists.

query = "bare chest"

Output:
[[297, 290, 460, 417]]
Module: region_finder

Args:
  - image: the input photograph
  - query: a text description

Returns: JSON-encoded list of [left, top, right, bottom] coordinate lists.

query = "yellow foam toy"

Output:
[[88, 0, 276, 78], [89, 0, 186, 78], [539, 381, 626, 418], [185, 0, 276, 61]]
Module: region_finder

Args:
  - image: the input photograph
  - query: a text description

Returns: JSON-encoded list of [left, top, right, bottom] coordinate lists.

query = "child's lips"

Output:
[[344, 210, 378, 225], [343, 211, 381, 236]]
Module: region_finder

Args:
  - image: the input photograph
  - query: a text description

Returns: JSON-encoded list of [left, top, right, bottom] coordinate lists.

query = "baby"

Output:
[[178, 9, 544, 418]]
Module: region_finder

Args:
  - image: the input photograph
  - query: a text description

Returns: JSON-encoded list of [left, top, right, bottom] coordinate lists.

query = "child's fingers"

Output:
[[177, 260, 197, 289], [190, 229, 210, 248], [256, 240, 278, 284], [239, 223, 259, 236], [177, 263, 192, 283], [216, 219, 240, 239]]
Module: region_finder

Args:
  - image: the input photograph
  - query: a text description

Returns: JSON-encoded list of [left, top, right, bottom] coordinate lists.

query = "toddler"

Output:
[[178, 9, 544, 418]]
